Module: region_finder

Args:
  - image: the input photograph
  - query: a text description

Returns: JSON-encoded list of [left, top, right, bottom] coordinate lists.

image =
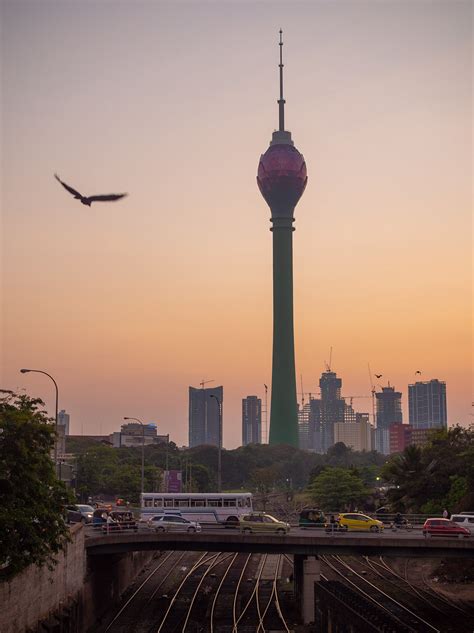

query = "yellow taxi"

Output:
[[331, 513, 384, 533]]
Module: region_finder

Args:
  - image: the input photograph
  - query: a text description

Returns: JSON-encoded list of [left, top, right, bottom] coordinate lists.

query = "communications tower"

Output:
[[257, 31, 307, 446]]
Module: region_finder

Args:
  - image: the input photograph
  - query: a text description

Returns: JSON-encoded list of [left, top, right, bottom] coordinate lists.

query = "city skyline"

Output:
[[2, 1, 472, 448]]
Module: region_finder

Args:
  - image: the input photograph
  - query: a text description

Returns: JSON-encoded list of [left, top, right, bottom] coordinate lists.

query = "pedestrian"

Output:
[[442, 508, 449, 519]]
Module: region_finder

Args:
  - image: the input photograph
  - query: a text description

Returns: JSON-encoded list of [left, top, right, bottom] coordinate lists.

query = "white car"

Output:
[[148, 515, 201, 533], [450, 514, 474, 534]]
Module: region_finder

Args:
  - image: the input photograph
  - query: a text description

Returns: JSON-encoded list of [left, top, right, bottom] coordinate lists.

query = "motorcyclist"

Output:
[[393, 512, 404, 526]]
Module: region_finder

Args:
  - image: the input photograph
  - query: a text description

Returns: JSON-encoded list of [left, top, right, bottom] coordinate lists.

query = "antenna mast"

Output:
[[278, 29, 285, 131]]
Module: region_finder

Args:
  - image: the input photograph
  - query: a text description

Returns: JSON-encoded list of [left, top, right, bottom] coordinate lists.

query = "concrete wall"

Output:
[[1, 524, 156, 633], [0, 524, 85, 633]]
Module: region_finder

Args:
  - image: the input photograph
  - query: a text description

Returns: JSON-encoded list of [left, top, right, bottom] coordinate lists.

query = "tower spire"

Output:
[[278, 29, 285, 131]]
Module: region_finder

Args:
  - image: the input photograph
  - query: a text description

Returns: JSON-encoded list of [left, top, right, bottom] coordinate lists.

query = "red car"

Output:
[[423, 518, 470, 538]]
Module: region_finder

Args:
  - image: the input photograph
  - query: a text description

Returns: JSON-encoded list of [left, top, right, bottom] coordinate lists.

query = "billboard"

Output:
[[164, 470, 182, 493]]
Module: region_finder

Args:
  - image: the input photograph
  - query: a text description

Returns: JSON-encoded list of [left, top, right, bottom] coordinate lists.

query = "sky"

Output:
[[1, 0, 472, 448]]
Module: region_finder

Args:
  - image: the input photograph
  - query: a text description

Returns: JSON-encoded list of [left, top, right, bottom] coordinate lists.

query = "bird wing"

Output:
[[87, 193, 128, 202], [54, 174, 83, 198], [375, 374, 382, 378]]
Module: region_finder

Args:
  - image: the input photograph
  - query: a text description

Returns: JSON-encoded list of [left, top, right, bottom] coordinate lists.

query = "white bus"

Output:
[[140, 492, 253, 526]]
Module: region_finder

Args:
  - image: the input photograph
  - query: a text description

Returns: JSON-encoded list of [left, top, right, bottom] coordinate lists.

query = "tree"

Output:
[[306, 467, 369, 511], [381, 426, 474, 512], [0, 394, 72, 579]]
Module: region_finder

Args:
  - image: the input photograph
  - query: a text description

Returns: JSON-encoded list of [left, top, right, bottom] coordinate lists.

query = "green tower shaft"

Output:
[[269, 216, 299, 446]]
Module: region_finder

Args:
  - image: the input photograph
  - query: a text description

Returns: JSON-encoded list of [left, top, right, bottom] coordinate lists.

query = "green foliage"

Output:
[[0, 394, 72, 580], [382, 425, 474, 513], [306, 467, 369, 511]]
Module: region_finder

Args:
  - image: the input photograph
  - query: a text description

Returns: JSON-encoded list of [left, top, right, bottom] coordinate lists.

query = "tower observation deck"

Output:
[[257, 31, 307, 446]]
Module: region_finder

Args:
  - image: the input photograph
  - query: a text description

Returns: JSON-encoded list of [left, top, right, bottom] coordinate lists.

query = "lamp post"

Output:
[[210, 394, 222, 493], [123, 417, 145, 494], [20, 369, 59, 465]]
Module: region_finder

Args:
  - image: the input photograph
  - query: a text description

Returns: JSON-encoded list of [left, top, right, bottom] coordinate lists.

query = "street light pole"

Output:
[[210, 394, 222, 493], [20, 369, 59, 466], [123, 417, 145, 495]]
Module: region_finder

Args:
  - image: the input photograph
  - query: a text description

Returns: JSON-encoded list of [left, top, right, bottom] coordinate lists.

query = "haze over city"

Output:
[[1, 0, 472, 448]]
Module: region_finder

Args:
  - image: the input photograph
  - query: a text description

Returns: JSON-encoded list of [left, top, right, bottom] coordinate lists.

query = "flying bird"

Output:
[[375, 374, 382, 379], [54, 174, 127, 206], [415, 370, 422, 375]]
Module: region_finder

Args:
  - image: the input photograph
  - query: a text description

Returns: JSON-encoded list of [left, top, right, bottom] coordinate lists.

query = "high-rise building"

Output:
[[319, 371, 346, 453], [242, 396, 262, 445], [389, 423, 413, 454], [189, 386, 223, 448], [376, 386, 403, 429], [58, 409, 70, 435], [408, 379, 447, 429], [257, 31, 307, 447], [298, 401, 311, 450], [375, 385, 402, 454]]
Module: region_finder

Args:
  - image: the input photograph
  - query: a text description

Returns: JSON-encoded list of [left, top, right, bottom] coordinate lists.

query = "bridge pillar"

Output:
[[293, 554, 320, 624]]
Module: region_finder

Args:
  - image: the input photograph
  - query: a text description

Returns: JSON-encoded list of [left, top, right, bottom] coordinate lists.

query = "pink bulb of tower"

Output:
[[257, 143, 307, 212]]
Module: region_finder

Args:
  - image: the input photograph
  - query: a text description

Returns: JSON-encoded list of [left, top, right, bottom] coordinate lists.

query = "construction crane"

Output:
[[200, 379, 214, 389], [298, 376, 318, 407], [341, 395, 371, 407], [367, 363, 378, 428], [324, 346, 333, 372]]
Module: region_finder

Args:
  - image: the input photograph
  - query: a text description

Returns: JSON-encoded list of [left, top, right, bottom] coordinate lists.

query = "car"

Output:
[[74, 504, 94, 523], [450, 514, 474, 534], [150, 515, 201, 533], [330, 513, 384, 533], [239, 512, 290, 535], [299, 509, 326, 529], [423, 518, 471, 538]]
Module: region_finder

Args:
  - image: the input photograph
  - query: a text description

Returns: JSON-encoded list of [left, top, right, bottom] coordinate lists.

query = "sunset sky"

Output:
[[1, 0, 472, 448]]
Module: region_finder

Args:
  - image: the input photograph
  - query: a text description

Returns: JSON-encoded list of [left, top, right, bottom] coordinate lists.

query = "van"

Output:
[[450, 514, 474, 534]]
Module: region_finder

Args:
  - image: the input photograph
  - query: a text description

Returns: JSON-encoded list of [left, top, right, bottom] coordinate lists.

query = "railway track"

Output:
[[98, 551, 294, 632], [320, 554, 474, 633]]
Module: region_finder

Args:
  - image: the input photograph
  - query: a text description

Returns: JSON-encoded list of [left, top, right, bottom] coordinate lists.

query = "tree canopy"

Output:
[[306, 467, 369, 511], [0, 394, 72, 579], [381, 425, 474, 513]]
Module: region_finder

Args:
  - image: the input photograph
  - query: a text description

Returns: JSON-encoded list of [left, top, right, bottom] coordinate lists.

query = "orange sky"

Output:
[[1, 1, 472, 448]]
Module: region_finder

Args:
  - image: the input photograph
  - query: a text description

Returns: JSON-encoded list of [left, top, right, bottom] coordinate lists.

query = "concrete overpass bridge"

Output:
[[86, 530, 474, 558], [85, 531, 474, 624]]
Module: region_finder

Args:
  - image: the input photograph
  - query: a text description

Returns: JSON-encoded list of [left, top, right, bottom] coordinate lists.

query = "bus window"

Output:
[[144, 498, 153, 508], [224, 498, 236, 507], [191, 499, 206, 507], [208, 499, 223, 507], [245, 497, 251, 507], [178, 499, 190, 507], [164, 499, 174, 507], [153, 498, 163, 508]]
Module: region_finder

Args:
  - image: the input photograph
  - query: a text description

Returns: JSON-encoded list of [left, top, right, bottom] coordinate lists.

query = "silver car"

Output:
[[149, 515, 201, 533]]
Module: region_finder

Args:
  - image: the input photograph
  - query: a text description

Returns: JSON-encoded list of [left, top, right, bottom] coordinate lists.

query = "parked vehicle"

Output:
[[239, 512, 290, 535], [299, 509, 326, 529], [150, 515, 201, 533], [450, 514, 474, 534], [329, 513, 384, 533], [423, 518, 471, 538]]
